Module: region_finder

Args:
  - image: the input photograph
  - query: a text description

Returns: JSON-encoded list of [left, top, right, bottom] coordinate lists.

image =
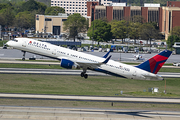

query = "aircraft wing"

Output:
[[77, 55, 112, 69], [57, 55, 111, 69]]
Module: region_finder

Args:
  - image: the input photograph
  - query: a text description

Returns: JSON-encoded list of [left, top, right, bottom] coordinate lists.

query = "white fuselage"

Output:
[[7, 38, 163, 80]]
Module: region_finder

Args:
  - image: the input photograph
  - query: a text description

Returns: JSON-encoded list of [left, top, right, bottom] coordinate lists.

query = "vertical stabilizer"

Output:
[[136, 50, 172, 74]]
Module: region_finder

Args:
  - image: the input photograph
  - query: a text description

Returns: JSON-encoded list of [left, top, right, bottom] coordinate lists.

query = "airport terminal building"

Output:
[[36, 13, 68, 35]]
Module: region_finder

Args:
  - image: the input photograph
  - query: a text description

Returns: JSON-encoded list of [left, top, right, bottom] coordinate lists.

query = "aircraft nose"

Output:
[[6, 41, 13, 46]]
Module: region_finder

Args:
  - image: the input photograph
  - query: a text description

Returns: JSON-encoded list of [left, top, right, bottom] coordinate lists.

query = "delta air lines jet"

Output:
[[7, 38, 172, 80]]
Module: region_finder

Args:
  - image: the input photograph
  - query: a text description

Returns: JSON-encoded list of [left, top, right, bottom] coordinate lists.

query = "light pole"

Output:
[[92, 10, 94, 45], [120, 46, 121, 61], [149, 38, 151, 53], [171, 30, 173, 51], [171, 26, 174, 51], [0, 25, 1, 39], [92, 9, 100, 45], [171, 16, 174, 51], [92, 9, 101, 45], [9, 28, 10, 40]]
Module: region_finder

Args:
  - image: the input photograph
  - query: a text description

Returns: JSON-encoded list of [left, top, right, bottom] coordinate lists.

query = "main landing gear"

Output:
[[22, 51, 26, 61], [81, 72, 88, 79], [81, 69, 88, 79]]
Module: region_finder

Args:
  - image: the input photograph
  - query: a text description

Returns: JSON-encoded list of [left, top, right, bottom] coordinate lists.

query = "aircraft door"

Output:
[[22, 41, 26, 47], [52, 49, 56, 55], [132, 70, 136, 77]]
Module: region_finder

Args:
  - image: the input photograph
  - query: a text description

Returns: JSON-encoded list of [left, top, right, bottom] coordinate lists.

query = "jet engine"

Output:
[[60, 59, 80, 69]]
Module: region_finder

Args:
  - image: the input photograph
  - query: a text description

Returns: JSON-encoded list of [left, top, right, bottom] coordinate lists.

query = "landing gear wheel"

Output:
[[84, 74, 88, 79], [80, 72, 88, 79], [81, 72, 84, 77], [22, 51, 26, 61], [81, 68, 88, 79]]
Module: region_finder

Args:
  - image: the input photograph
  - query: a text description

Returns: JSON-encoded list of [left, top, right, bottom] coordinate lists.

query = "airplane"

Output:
[[132, 53, 145, 61], [6, 38, 172, 80]]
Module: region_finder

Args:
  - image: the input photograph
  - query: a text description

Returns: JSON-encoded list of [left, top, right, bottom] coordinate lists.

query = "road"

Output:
[[0, 106, 180, 120], [1, 49, 180, 63], [0, 68, 180, 78]]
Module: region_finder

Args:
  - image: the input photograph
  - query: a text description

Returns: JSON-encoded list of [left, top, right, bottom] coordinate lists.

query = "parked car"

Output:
[[27, 33, 34, 37], [94, 46, 98, 50]]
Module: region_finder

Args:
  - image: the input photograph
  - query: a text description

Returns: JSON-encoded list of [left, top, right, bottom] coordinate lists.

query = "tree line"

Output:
[[87, 15, 160, 45], [167, 26, 180, 49], [64, 14, 157, 44], [0, 0, 64, 31]]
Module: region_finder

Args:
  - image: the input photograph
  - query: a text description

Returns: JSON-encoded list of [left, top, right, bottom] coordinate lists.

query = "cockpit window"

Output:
[[13, 39, 18, 42]]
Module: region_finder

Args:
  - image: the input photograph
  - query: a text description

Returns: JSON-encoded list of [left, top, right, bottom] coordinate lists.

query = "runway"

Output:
[[0, 106, 180, 120], [0, 68, 180, 78], [0, 93, 180, 104]]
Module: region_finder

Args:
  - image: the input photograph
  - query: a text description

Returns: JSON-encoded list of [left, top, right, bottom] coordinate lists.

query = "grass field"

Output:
[[0, 70, 180, 110], [0, 74, 179, 98], [0, 40, 8, 47]]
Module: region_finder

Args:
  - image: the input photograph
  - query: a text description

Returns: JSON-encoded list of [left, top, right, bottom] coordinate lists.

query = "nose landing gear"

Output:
[[22, 51, 26, 61]]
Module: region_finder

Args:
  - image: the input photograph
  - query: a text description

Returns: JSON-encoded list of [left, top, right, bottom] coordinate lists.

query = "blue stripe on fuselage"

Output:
[[92, 68, 127, 78]]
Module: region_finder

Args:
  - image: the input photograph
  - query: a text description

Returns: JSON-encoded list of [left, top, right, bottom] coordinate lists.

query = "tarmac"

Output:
[[0, 106, 180, 120]]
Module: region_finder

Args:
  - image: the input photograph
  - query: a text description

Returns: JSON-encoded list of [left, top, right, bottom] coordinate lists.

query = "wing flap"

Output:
[[58, 55, 112, 69], [77, 55, 112, 69]]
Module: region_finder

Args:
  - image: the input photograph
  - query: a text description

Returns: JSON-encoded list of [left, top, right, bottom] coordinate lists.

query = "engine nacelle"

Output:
[[60, 59, 80, 69]]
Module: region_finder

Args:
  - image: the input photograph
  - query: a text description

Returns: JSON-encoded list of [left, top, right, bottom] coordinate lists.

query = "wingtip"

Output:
[[103, 50, 111, 58]]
